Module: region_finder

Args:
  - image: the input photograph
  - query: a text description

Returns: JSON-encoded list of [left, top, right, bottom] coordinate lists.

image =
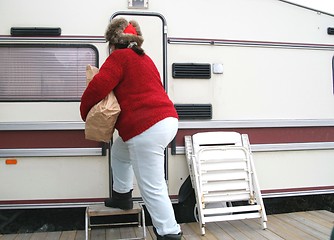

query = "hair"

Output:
[[105, 18, 145, 55]]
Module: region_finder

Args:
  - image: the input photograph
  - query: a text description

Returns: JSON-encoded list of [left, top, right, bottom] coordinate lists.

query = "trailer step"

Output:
[[85, 203, 146, 240]]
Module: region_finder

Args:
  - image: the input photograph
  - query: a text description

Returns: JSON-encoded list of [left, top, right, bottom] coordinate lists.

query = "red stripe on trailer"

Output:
[[174, 126, 334, 146], [0, 130, 102, 148]]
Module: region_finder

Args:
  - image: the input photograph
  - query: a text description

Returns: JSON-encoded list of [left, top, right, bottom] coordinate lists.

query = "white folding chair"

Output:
[[185, 131, 267, 235]]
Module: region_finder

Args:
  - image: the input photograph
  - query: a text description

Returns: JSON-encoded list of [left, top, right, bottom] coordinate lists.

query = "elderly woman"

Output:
[[80, 18, 182, 240]]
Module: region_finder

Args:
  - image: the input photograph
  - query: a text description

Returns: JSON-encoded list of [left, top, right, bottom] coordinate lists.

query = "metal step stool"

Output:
[[85, 203, 146, 240]]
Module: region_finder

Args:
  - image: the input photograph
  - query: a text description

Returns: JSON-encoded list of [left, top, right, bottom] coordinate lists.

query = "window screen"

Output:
[[0, 44, 98, 101]]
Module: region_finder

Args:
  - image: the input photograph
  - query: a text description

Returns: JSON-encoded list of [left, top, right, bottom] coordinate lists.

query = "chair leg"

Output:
[[85, 207, 89, 240], [141, 206, 146, 239], [201, 225, 206, 236], [262, 221, 267, 230]]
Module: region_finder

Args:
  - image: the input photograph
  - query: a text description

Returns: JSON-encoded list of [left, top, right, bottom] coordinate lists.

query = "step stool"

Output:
[[85, 203, 146, 240]]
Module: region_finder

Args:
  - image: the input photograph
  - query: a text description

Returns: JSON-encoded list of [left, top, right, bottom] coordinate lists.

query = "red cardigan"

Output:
[[80, 48, 178, 141]]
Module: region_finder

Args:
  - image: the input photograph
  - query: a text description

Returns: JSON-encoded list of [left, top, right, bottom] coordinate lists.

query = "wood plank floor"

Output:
[[0, 210, 333, 240]]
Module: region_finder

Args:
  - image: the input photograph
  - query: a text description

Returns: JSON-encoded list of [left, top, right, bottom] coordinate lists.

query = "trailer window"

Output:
[[0, 44, 98, 102]]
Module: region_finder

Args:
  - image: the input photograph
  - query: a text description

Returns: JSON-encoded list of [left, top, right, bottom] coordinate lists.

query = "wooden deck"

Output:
[[0, 210, 333, 240]]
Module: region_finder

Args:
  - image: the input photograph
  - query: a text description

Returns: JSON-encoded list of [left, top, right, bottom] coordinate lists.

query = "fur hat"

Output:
[[105, 18, 144, 47]]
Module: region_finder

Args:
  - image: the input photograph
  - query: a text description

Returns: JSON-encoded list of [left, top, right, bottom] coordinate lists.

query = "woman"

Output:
[[80, 18, 182, 240]]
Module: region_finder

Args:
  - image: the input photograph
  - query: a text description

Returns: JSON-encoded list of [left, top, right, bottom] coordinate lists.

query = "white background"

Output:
[[289, 0, 334, 14]]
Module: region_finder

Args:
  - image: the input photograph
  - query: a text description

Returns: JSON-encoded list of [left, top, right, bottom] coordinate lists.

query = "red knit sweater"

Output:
[[80, 48, 178, 141]]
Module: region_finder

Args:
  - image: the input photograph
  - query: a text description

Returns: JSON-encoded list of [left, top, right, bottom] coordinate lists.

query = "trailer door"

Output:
[[110, 12, 170, 193]]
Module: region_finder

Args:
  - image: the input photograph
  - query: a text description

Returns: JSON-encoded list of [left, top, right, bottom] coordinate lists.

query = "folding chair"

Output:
[[184, 131, 267, 235]]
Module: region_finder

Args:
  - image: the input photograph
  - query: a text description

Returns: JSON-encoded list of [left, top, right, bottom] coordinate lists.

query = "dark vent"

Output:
[[172, 63, 211, 79], [328, 28, 334, 35], [11, 27, 61, 37], [175, 104, 212, 119]]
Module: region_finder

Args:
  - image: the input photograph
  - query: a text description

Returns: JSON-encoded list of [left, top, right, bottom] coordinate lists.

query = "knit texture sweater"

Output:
[[80, 48, 178, 141]]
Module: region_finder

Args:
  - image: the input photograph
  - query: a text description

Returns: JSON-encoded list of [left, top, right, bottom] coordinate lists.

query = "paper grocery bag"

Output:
[[84, 65, 121, 142]]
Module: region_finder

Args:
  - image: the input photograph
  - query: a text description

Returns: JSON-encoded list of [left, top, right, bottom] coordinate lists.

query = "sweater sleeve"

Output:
[[80, 54, 123, 121]]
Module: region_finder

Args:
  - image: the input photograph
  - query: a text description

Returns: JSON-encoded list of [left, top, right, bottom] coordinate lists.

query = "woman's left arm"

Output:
[[80, 56, 122, 121]]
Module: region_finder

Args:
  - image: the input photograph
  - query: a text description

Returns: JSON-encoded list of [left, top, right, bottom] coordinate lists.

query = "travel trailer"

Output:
[[1, 0, 334, 210]]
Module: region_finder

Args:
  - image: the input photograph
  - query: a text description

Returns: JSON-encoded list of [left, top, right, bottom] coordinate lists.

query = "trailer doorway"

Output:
[[109, 12, 170, 196]]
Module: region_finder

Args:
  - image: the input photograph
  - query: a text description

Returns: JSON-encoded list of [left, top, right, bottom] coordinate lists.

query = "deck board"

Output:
[[228, 219, 268, 240], [188, 222, 216, 240], [11, 232, 32, 240], [268, 215, 317, 240], [146, 227, 157, 240], [0, 210, 333, 240], [0, 234, 16, 240], [74, 231, 85, 240], [45, 231, 62, 240], [205, 222, 234, 240], [215, 221, 250, 240], [59, 230, 77, 240], [304, 211, 334, 228], [283, 212, 331, 239], [241, 219, 284, 240], [30, 232, 48, 240]]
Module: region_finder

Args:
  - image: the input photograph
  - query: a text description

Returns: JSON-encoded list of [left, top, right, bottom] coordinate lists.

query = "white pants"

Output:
[[111, 117, 181, 236]]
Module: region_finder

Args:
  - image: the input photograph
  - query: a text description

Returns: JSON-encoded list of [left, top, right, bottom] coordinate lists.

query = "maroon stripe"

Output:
[[168, 37, 334, 48], [262, 186, 334, 194], [1, 186, 333, 205], [0, 130, 102, 148], [170, 186, 334, 199], [175, 127, 334, 146], [0, 198, 105, 205]]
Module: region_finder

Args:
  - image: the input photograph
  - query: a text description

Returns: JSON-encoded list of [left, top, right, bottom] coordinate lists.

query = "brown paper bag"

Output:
[[84, 65, 121, 142]]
